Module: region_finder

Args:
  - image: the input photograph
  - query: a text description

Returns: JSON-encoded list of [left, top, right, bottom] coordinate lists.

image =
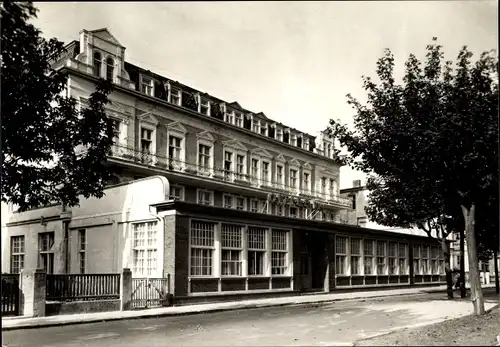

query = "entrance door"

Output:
[[300, 241, 312, 291]]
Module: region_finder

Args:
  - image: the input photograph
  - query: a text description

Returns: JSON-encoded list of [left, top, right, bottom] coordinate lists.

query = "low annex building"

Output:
[[2, 176, 447, 303]]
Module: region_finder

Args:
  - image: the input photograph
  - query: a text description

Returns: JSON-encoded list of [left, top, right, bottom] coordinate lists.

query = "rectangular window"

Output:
[[141, 76, 153, 96], [10, 236, 25, 274], [303, 172, 310, 192], [168, 136, 182, 164], [261, 161, 270, 185], [290, 169, 298, 189], [140, 128, 152, 153], [364, 239, 374, 275], [236, 154, 245, 180], [376, 241, 387, 275], [253, 119, 260, 133], [336, 236, 348, 275], [235, 111, 243, 127], [190, 221, 215, 276], [276, 165, 284, 187], [224, 151, 233, 180], [388, 242, 398, 275], [277, 128, 283, 141], [275, 204, 283, 216], [38, 232, 55, 274], [133, 222, 158, 276], [236, 197, 245, 210], [197, 189, 213, 205], [250, 199, 258, 213], [225, 110, 234, 124], [170, 87, 181, 105], [198, 144, 211, 169], [321, 177, 327, 195], [200, 98, 210, 116], [421, 245, 429, 274], [289, 206, 298, 218], [248, 227, 266, 275], [329, 178, 335, 197], [271, 229, 288, 275], [259, 199, 268, 214], [79, 229, 86, 274], [221, 224, 243, 276], [169, 186, 184, 200], [251, 158, 259, 180], [413, 245, 421, 275], [399, 243, 408, 275], [260, 123, 267, 136], [350, 238, 361, 275], [223, 194, 233, 209], [431, 246, 439, 274]]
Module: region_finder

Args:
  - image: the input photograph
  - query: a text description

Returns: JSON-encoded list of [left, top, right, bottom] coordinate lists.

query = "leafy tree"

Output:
[[1, 2, 116, 212], [329, 38, 498, 315]]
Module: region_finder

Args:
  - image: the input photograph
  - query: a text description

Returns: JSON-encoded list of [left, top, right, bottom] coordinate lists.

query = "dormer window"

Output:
[[225, 110, 234, 124], [106, 57, 114, 81], [200, 98, 210, 116], [297, 136, 302, 148], [327, 144, 332, 158], [253, 119, 260, 133], [283, 131, 290, 144], [170, 87, 181, 105], [277, 128, 283, 141], [93, 52, 102, 77], [304, 138, 309, 150], [260, 123, 267, 136], [235, 111, 243, 127], [140, 75, 153, 96]]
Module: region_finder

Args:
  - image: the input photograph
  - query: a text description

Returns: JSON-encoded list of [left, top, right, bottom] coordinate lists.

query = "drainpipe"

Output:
[[60, 204, 72, 274]]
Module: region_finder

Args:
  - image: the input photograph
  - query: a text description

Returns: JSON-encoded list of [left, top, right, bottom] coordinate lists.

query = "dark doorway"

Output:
[[299, 231, 328, 292]]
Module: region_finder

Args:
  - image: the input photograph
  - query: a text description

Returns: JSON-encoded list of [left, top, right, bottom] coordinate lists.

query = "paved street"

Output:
[[3, 291, 498, 347]]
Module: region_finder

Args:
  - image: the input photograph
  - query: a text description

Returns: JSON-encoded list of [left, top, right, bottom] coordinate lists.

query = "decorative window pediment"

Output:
[[222, 139, 248, 152], [303, 162, 312, 170], [275, 154, 286, 163], [250, 147, 272, 159], [289, 158, 301, 168], [165, 121, 187, 135], [108, 100, 130, 115], [137, 112, 159, 126], [196, 130, 215, 143]]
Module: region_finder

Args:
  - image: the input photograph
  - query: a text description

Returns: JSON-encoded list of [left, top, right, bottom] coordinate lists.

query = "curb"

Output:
[[1, 290, 443, 332]]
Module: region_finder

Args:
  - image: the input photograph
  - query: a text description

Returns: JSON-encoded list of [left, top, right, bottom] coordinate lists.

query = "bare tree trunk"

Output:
[[494, 249, 499, 294], [439, 235, 453, 299], [461, 204, 485, 315], [460, 227, 466, 298]]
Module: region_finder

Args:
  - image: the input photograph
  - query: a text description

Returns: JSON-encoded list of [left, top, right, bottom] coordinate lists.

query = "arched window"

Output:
[[93, 52, 102, 77], [106, 57, 114, 81]]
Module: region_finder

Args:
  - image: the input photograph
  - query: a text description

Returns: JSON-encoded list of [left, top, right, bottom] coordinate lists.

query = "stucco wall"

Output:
[[2, 176, 170, 276]]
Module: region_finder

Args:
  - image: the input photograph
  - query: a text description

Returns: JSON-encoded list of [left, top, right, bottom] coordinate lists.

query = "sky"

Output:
[[32, 1, 498, 188]]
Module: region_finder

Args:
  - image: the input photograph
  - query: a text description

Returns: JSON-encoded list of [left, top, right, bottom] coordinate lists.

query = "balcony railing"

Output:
[[109, 144, 352, 208]]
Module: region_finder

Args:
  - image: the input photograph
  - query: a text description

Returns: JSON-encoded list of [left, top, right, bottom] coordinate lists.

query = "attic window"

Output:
[[200, 98, 210, 116], [297, 136, 302, 148], [140, 75, 153, 96], [106, 57, 114, 81], [170, 87, 181, 105], [260, 123, 267, 136], [93, 52, 102, 77], [253, 119, 260, 133], [283, 131, 289, 144]]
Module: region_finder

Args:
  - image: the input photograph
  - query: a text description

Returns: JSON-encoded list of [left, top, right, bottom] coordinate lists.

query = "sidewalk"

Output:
[[2, 284, 496, 331]]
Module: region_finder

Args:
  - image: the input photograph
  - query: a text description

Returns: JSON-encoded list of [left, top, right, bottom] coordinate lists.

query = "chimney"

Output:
[[353, 179, 361, 188]]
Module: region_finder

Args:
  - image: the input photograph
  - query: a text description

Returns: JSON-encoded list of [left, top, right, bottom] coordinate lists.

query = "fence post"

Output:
[[20, 268, 46, 317], [120, 268, 132, 311]]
